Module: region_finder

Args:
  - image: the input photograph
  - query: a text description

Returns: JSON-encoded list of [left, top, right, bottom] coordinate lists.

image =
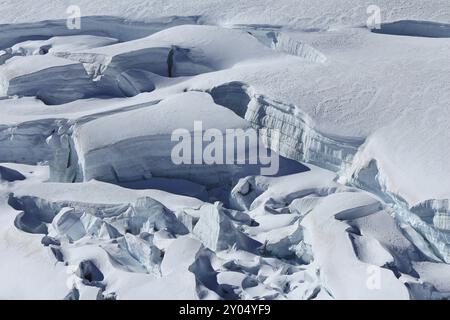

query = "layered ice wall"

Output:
[[57, 92, 262, 186], [340, 107, 450, 261], [0, 118, 65, 164], [210, 80, 450, 259], [208, 82, 361, 172], [3, 43, 214, 104]]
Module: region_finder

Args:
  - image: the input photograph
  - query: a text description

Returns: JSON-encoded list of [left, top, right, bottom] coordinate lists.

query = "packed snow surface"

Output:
[[0, 0, 449, 300]]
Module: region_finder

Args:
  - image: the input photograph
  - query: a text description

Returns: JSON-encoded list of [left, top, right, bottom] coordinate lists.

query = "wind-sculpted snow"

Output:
[[1, 2, 450, 300]]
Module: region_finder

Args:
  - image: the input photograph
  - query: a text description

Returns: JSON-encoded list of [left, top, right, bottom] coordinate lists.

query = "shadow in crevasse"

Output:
[[118, 154, 309, 203], [371, 20, 450, 38]]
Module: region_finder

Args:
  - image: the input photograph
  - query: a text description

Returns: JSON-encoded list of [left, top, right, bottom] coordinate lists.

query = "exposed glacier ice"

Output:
[[208, 81, 362, 172]]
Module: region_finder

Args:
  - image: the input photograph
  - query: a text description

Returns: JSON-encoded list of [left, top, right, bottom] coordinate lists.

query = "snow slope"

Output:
[[0, 0, 449, 299]]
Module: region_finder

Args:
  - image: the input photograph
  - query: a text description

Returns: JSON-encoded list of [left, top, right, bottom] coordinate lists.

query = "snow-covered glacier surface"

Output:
[[1, 0, 450, 300]]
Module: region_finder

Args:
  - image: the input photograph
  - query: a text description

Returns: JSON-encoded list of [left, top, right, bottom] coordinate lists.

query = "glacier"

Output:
[[0, 0, 450, 300]]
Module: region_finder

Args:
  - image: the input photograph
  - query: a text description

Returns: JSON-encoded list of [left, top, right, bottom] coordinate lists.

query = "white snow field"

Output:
[[0, 0, 450, 300]]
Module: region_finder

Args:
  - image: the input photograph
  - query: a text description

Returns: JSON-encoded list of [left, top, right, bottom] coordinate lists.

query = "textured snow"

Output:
[[0, 0, 449, 300]]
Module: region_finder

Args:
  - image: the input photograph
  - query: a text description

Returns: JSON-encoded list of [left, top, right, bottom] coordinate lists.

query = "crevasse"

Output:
[[207, 81, 450, 262]]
